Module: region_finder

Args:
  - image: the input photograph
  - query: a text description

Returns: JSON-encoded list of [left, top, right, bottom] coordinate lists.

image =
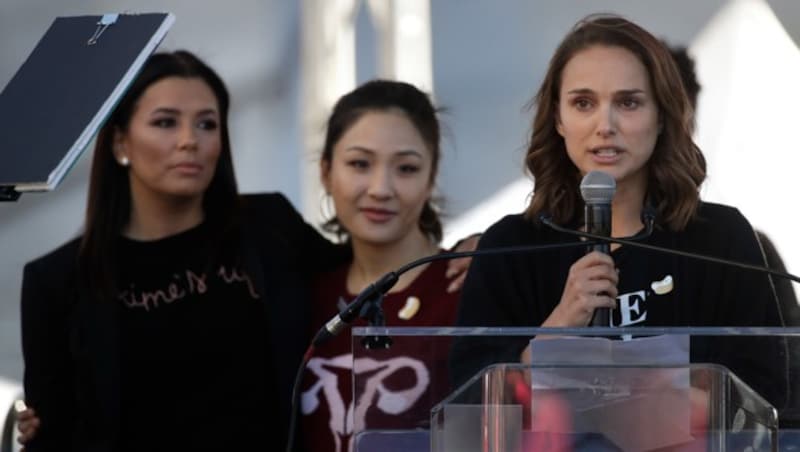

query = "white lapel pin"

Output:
[[398, 296, 421, 320], [651, 275, 674, 295]]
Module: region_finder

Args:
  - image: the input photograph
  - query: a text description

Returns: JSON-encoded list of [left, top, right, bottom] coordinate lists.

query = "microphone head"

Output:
[[580, 170, 616, 204]]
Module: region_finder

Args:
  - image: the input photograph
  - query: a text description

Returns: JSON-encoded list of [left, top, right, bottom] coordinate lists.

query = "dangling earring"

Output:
[[119, 156, 130, 167], [320, 192, 336, 221]]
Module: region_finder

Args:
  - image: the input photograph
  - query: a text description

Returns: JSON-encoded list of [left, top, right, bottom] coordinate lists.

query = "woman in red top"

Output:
[[299, 80, 462, 452]]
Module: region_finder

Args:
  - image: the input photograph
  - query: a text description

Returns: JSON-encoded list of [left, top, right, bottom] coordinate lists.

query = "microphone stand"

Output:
[[359, 292, 393, 350]]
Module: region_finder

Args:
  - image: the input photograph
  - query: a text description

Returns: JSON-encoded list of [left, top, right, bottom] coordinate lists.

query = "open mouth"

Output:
[[591, 148, 621, 157]]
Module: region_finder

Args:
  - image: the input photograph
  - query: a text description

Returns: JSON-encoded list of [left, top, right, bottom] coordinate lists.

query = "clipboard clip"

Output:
[[87, 13, 119, 45]]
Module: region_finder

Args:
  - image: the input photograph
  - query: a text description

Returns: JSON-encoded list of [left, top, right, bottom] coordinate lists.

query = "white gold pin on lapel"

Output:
[[651, 275, 674, 295], [398, 296, 421, 320]]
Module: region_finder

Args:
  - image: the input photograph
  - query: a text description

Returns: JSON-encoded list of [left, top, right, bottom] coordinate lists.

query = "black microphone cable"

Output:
[[287, 238, 608, 452], [286, 212, 797, 451], [539, 214, 800, 284], [286, 222, 662, 452], [285, 345, 315, 452]]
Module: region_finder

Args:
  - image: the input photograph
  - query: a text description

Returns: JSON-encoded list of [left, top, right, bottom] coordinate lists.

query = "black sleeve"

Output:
[[698, 207, 790, 417], [20, 256, 77, 451], [242, 193, 349, 274], [725, 213, 793, 423], [449, 217, 534, 388], [756, 231, 800, 325], [756, 231, 800, 426], [718, 208, 783, 327]]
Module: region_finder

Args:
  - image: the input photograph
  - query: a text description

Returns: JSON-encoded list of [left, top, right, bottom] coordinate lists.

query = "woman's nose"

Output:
[[177, 123, 198, 150], [367, 167, 392, 198], [595, 104, 617, 138]]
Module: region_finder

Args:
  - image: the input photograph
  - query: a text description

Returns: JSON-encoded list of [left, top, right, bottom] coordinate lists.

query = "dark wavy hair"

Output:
[[524, 14, 706, 231], [320, 79, 444, 243], [79, 50, 240, 302]]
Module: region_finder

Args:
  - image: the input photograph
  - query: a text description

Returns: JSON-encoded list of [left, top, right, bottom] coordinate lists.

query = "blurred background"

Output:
[[1, 0, 799, 390]]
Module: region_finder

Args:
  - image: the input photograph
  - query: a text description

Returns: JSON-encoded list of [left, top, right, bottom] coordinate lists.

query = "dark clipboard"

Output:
[[0, 12, 175, 200]]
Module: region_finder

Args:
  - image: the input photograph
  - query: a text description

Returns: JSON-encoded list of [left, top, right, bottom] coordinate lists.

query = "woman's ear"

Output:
[[555, 103, 565, 137], [112, 129, 128, 164]]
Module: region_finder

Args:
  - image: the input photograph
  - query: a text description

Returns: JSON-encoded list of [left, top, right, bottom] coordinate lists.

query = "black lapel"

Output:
[[73, 288, 122, 448]]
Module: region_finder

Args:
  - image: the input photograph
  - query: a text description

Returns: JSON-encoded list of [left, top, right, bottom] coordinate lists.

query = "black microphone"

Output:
[[312, 272, 399, 347], [580, 170, 616, 326]]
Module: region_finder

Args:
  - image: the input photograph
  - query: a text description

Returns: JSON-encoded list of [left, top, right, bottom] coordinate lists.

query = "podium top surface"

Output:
[[352, 325, 800, 337]]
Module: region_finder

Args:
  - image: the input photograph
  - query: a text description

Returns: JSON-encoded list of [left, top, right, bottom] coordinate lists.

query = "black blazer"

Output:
[[20, 193, 347, 451]]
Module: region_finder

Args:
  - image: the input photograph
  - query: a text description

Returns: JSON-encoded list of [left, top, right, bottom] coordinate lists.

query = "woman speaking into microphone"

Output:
[[450, 13, 788, 420]]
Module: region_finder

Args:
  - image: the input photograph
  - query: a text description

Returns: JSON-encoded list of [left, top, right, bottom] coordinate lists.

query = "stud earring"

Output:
[[119, 156, 129, 167]]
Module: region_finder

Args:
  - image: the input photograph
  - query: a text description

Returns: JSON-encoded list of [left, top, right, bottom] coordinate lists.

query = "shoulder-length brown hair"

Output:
[[524, 14, 706, 231], [79, 50, 241, 302]]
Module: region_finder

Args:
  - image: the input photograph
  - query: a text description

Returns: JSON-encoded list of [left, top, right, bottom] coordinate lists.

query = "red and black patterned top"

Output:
[[300, 252, 460, 452]]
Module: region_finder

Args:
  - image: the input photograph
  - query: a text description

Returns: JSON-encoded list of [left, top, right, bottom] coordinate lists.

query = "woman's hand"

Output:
[[544, 251, 618, 327], [15, 402, 40, 450], [445, 233, 481, 293]]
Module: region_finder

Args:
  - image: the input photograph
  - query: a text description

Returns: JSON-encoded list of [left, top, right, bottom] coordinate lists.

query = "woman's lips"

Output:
[[361, 208, 395, 223], [171, 162, 203, 174]]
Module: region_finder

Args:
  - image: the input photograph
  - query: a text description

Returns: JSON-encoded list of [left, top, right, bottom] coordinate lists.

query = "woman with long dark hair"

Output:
[[19, 50, 343, 451]]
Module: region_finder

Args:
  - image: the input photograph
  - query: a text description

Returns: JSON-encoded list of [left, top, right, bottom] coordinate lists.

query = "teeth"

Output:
[[594, 148, 618, 156]]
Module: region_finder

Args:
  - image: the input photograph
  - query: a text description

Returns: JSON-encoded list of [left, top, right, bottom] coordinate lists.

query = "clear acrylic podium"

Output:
[[348, 326, 798, 452], [429, 363, 773, 451]]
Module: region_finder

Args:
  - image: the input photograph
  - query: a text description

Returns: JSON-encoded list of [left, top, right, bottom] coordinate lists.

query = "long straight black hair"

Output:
[[79, 50, 241, 302]]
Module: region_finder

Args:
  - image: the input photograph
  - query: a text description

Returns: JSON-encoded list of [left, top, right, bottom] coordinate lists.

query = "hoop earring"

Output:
[[320, 192, 336, 221]]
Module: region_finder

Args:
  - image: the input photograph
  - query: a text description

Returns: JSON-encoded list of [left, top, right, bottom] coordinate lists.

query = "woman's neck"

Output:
[[347, 229, 439, 294], [610, 177, 647, 239], [125, 194, 205, 241]]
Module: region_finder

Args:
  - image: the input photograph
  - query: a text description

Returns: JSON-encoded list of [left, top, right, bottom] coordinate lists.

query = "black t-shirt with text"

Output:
[[116, 222, 272, 451]]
